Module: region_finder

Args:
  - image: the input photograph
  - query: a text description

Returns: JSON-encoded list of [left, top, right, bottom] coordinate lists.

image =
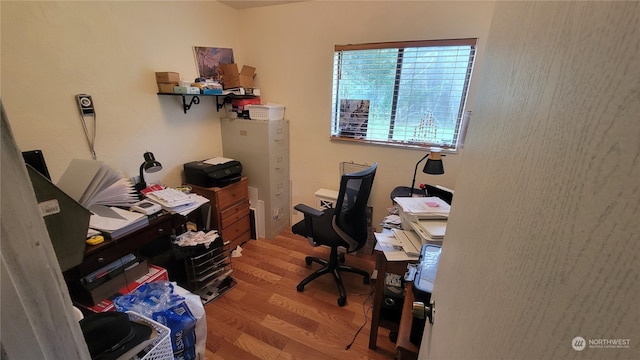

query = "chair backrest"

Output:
[[332, 163, 377, 252]]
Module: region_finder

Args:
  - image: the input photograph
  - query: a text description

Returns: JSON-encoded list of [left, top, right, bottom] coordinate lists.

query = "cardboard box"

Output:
[[157, 82, 178, 93], [155, 71, 180, 83], [219, 63, 256, 89], [81, 264, 169, 313]]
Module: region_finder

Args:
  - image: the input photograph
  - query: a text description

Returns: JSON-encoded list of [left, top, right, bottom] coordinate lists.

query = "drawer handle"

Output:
[[98, 257, 104, 263], [158, 228, 164, 233]]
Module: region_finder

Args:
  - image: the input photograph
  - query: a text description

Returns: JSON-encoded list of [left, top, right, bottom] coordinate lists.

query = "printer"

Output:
[[184, 158, 242, 188]]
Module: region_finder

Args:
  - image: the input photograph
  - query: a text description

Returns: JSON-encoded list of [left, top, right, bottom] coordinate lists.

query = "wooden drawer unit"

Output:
[[189, 177, 251, 248], [220, 199, 250, 228], [221, 216, 251, 250]]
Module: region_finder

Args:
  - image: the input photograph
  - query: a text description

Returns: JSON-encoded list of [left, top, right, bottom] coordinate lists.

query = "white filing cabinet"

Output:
[[220, 118, 290, 239]]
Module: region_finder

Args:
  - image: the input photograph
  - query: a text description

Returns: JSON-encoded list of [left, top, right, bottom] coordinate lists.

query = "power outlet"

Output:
[[76, 94, 95, 115]]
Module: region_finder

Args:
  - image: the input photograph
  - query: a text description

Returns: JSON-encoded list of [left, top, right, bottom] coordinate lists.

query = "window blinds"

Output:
[[331, 38, 477, 150]]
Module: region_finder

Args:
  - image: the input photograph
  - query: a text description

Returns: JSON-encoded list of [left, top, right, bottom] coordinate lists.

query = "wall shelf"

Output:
[[157, 93, 258, 114]]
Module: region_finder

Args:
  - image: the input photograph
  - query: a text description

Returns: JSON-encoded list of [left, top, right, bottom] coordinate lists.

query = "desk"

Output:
[[64, 207, 208, 306], [369, 249, 419, 351]]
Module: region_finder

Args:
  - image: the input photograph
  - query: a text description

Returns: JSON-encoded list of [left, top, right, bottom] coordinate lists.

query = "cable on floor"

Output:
[[345, 281, 376, 350]]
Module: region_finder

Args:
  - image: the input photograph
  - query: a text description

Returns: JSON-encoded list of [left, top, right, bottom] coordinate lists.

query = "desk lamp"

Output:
[[410, 147, 444, 196], [135, 151, 162, 193]]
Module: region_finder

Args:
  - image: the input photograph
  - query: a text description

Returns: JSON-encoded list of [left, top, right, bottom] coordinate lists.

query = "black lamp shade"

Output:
[[136, 152, 163, 193], [423, 158, 444, 175], [409, 148, 445, 196], [423, 149, 444, 175], [142, 152, 162, 173]]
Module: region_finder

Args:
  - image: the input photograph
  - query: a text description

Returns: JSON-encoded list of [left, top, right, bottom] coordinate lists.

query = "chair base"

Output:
[[296, 246, 370, 306]]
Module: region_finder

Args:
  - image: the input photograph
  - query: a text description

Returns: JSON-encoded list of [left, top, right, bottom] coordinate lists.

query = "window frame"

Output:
[[330, 38, 477, 151]]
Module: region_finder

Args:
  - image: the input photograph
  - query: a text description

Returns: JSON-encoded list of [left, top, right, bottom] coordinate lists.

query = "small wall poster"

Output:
[[339, 99, 370, 138], [193, 47, 235, 81]]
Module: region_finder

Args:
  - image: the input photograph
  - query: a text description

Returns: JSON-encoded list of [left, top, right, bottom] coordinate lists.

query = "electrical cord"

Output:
[[345, 282, 376, 350], [80, 112, 97, 160]]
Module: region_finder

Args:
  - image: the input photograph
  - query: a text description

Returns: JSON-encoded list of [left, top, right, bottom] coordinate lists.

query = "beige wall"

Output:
[[1, 1, 496, 231], [236, 1, 495, 224], [2, 1, 241, 185]]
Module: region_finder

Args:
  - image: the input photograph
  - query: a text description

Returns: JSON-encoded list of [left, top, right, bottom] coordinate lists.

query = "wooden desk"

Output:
[[369, 249, 419, 350], [64, 207, 207, 306]]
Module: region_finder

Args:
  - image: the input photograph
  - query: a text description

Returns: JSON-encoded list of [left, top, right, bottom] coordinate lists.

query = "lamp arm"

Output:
[[410, 153, 430, 196], [137, 163, 146, 191]]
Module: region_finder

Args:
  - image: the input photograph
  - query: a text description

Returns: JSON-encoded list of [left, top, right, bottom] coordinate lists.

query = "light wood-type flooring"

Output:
[[203, 229, 398, 359]]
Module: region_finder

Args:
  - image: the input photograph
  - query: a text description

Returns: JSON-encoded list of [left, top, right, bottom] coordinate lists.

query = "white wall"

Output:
[[1, 1, 496, 231], [421, 2, 639, 359]]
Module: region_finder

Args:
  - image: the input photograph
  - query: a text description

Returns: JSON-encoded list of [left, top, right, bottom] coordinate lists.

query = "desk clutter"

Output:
[[377, 196, 449, 261], [24, 155, 217, 359]]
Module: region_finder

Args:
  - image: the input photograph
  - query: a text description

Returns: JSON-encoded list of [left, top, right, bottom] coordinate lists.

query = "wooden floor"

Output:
[[203, 229, 398, 360]]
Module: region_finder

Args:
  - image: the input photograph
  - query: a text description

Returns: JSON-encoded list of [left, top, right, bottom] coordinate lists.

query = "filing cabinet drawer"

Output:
[[220, 200, 250, 228]]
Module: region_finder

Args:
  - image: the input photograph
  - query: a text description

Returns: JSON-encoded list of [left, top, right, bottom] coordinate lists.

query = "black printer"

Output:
[[184, 159, 242, 188]]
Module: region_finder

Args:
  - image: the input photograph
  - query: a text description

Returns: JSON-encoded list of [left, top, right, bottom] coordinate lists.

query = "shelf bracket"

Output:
[[216, 96, 229, 112], [181, 95, 200, 114]]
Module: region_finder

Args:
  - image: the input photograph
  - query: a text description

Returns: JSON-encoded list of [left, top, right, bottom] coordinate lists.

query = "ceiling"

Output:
[[219, 1, 306, 10]]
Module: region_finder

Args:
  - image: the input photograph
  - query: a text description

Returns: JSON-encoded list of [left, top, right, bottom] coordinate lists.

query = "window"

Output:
[[331, 39, 476, 151]]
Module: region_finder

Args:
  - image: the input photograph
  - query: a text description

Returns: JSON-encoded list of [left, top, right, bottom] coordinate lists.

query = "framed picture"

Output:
[[339, 99, 370, 138], [193, 47, 235, 81]]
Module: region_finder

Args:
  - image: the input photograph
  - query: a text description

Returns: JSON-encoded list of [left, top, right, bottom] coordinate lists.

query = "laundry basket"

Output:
[[127, 311, 173, 360]]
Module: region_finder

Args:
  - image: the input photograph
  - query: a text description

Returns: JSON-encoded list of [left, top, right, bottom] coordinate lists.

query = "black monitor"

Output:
[[22, 149, 51, 180]]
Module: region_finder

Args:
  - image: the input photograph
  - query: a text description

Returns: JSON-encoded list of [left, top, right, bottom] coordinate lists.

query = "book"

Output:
[[57, 158, 139, 210]]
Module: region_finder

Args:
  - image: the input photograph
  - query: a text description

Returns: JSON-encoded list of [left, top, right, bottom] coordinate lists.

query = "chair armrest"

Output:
[[294, 203, 325, 217]]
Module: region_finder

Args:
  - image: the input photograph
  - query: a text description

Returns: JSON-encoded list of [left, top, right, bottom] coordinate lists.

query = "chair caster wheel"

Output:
[[296, 284, 305, 292], [338, 298, 346, 306]]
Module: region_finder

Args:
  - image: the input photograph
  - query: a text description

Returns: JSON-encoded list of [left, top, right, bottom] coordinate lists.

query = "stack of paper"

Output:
[[146, 188, 209, 215], [374, 230, 422, 261], [57, 158, 139, 209], [394, 196, 450, 219], [89, 206, 149, 239]]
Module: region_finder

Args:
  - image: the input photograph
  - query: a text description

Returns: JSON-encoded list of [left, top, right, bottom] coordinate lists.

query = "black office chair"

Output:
[[292, 163, 377, 306]]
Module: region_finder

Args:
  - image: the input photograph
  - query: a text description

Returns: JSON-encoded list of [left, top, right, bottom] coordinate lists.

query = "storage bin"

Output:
[[126, 311, 173, 360], [246, 103, 285, 120]]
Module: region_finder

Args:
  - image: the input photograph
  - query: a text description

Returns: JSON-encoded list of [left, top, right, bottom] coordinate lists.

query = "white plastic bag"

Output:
[[173, 283, 207, 360]]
